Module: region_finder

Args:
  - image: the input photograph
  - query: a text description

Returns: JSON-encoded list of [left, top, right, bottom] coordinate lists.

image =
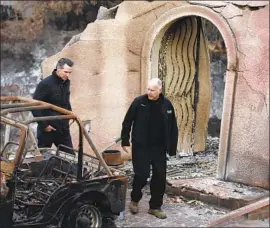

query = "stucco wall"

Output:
[[221, 3, 269, 189], [42, 19, 134, 153], [42, 1, 269, 189]]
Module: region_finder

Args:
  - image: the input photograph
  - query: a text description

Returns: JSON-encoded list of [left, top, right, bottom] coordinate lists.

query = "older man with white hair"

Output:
[[121, 78, 178, 219]]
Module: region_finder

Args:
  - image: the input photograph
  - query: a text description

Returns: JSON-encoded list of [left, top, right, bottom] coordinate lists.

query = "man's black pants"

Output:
[[131, 146, 167, 209], [37, 128, 74, 154]]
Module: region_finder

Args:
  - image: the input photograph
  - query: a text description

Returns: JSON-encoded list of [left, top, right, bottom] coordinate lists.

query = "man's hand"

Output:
[[44, 125, 56, 132], [122, 146, 131, 154]]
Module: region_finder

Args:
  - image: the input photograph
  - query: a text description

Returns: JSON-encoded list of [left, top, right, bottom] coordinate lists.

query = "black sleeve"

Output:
[[32, 81, 51, 129], [170, 102, 179, 156], [66, 83, 72, 111], [121, 99, 137, 146], [67, 92, 72, 111]]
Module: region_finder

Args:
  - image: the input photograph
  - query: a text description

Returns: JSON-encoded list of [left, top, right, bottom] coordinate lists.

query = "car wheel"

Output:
[[64, 204, 102, 228]]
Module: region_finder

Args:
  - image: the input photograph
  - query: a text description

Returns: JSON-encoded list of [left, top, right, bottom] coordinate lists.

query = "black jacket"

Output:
[[121, 94, 178, 156], [32, 70, 72, 132]]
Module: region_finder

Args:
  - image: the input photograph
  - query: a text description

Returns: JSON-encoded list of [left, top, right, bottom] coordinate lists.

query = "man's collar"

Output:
[[145, 93, 164, 103], [52, 69, 69, 83]]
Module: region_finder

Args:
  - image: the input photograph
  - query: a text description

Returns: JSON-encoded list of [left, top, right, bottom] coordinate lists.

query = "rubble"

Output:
[[119, 136, 220, 188]]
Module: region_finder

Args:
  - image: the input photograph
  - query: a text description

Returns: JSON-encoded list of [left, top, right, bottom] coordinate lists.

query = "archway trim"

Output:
[[140, 4, 238, 180]]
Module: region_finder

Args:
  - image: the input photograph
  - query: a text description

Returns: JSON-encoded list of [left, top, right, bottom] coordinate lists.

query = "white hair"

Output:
[[148, 78, 162, 90]]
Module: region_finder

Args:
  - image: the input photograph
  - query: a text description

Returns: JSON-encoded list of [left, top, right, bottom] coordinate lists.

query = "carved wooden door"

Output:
[[158, 16, 211, 154]]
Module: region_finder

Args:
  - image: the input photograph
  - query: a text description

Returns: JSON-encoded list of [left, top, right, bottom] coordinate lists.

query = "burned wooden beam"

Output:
[[208, 197, 270, 227]]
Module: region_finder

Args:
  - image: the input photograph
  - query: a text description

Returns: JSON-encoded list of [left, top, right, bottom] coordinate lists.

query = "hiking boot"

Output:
[[129, 201, 139, 214], [148, 209, 167, 219]]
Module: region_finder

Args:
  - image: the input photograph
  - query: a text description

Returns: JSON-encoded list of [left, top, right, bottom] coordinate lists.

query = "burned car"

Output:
[[0, 96, 127, 228]]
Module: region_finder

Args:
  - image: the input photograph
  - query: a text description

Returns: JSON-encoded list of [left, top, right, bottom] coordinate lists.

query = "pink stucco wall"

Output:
[[223, 4, 269, 189]]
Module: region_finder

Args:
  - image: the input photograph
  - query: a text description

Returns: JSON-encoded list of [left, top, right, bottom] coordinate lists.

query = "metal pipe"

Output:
[[1, 105, 50, 115], [0, 96, 75, 116], [1, 116, 28, 166], [76, 119, 113, 176], [20, 112, 41, 156], [0, 96, 21, 102], [23, 115, 76, 124], [4, 113, 11, 146], [76, 119, 83, 180], [1, 102, 41, 109]]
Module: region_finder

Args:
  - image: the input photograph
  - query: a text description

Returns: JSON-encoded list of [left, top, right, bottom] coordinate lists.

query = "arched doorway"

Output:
[[141, 5, 237, 180], [155, 16, 212, 155]]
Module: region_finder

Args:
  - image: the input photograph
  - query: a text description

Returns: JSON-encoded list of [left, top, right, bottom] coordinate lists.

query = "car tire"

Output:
[[62, 203, 102, 228]]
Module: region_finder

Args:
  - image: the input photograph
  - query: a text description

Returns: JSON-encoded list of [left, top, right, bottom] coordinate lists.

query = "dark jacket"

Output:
[[32, 70, 72, 132], [121, 94, 178, 156]]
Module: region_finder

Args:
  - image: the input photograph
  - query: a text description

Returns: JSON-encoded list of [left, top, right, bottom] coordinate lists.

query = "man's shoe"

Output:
[[148, 209, 167, 219], [129, 201, 139, 214]]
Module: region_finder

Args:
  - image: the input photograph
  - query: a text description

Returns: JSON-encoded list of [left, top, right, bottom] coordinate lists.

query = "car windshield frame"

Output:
[[0, 96, 113, 180]]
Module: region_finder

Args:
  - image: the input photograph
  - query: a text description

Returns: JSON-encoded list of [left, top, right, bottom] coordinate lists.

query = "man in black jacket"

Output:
[[32, 58, 74, 154], [121, 78, 178, 219]]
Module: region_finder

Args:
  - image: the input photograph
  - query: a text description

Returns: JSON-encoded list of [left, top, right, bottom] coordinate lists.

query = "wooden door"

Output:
[[158, 16, 211, 154]]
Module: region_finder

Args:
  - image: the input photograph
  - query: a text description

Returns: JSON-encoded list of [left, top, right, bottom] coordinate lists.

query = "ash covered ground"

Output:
[[119, 136, 219, 189], [115, 136, 269, 227]]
